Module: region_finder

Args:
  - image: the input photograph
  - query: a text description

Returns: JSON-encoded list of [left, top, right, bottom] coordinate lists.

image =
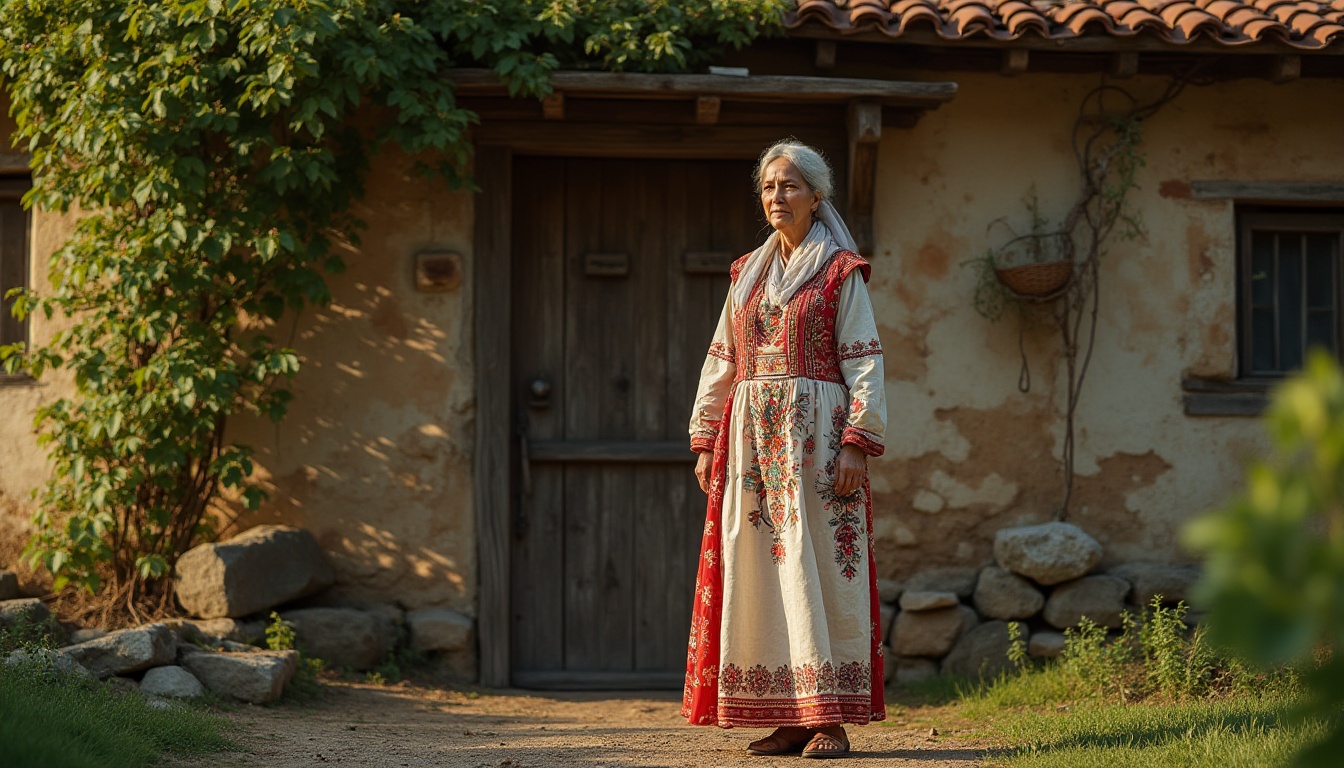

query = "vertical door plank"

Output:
[[474, 146, 513, 687], [0, 204, 28, 347], [510, 156, 568, 675]]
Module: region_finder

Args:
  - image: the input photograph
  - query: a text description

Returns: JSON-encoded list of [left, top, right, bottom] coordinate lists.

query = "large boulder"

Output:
[[1044, 575, 1131, 630], [140, 665, 205, 699], [1108, 562, 1201, 607], [0, 571, 19, 600], [5, 648, 92, 680], [994, 522, 1102, 585], [175, 525, 335, 619], [899, 591, 959, 611], [906, 567, 979, 599], [891, 605, 978, 658], [942, 621, 1023, 680], [281, 607, 395, 671], [166, 617, 267, 646], [180, 648, 297, 704], [877, 579, 903, 605], [59, 623, 177, 679], [879, 603, 896, 644], [974, 566, 1045, 620]]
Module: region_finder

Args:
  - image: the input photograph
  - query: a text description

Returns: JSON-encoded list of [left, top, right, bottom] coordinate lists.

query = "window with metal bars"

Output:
[[1239, 210, 1344, 378], [0, 177, 30, 354]]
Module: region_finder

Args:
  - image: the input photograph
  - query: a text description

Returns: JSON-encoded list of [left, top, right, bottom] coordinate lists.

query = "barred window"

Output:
[[0, 177, 31, 352], [1239, 210, 1344, 378]]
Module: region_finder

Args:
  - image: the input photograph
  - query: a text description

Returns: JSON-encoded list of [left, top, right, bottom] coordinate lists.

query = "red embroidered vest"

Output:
[[726, 250, 871, 384]]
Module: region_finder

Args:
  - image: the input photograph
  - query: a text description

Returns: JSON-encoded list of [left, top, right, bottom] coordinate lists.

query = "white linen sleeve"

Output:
[[689, 292, 737, 453], [835, 272, 887, 457]]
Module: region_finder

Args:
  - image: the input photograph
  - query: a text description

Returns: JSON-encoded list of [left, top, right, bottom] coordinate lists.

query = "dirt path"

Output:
[[175, 680, 991, 767]]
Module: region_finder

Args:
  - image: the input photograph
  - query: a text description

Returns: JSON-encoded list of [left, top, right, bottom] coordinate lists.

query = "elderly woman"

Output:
[[683, 140, 887, 758]]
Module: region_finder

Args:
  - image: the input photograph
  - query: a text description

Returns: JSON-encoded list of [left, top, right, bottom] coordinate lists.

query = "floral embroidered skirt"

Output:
[[683, 377, 885, 728]]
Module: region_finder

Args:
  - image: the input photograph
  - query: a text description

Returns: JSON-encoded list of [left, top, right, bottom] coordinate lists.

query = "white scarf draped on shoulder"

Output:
[[732, 199, 860, 308]]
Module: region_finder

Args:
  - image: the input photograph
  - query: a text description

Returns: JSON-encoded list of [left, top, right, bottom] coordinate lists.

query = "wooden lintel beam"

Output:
[[1191, 180, 1344, 202], [542, 92, 565, 120], [847, 100, 882, 256], [1272, 55, 1301, 83], [1110, 51, 1139, 79], [815, 40, 837, 70], [1001, 49, 1029, 76], [695, 96, 721, 125], [449, 69, 957, 108]]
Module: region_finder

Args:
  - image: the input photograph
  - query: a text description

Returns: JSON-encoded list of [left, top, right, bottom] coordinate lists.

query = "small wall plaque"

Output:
[[415, 250, 463, 292], [585, 253, 629, 277], [683, 251, 735, 275]]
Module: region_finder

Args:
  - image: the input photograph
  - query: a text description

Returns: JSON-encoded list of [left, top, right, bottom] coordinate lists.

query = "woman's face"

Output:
[[760, 158, 820, 237]]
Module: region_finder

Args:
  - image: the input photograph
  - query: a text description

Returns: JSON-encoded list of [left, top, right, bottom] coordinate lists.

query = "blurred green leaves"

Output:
[[1185, 350, 1344, 765]]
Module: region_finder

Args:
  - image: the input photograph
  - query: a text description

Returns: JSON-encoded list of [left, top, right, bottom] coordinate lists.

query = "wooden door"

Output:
[[510, 156, 761, 689]]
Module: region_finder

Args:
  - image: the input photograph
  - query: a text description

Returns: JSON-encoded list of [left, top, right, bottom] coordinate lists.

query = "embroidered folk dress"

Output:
[[683, 248, 887, 728]]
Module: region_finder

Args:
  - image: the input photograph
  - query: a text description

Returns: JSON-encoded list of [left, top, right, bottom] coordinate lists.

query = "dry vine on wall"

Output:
[[982, 73, 1200, 519]]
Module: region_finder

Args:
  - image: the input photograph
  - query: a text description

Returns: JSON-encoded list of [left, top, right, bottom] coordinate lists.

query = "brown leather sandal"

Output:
[[746, 728, 812, 756], [801, 730, 850, 759]]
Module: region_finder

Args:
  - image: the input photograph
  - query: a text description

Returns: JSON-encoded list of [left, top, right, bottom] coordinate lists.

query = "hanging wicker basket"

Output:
[[994, 259, 1074, 298]]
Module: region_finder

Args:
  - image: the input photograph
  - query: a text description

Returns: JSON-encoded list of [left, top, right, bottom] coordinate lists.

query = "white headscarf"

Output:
[[732, 199, 859, 308]]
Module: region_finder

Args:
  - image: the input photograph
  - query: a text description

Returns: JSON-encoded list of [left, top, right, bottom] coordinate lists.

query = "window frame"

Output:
[[1236, 208, 1344, 381]]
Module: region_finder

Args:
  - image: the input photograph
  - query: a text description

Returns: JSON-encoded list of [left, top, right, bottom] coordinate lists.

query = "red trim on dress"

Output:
[[841, 427, 885, 458]]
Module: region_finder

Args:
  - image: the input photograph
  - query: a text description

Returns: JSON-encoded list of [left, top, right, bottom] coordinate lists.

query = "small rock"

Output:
[[143, 696, 180, 710], [1044, 575, 1131, 630], [59, 623, 178, 679], [180, 648, 298, 704], [406, 608, 475, 681], [899, 591, 959, 612], [167, 617, 266, 646], [994, 522, 1103, 585], [892, 657, 939, 687], [282, 607, 396, 671], [175, 525, 335, 619], [891, 605, 978, 657], [974, 566, 1045, 620], [0, 571, 19, 600], [106, 676, 141, 695], [140, 665, 205, 699], [0, 598, 54, 633], [906, 567, 978, 599], [877, 579, 903, 605], [5, 648, 92, 679], [1028, 631, 1067, 659], [928, 727, 939, 737], [1108, 562, 1202, 607], [942, 621, 1024, 680], [67, 628, 109, 645]]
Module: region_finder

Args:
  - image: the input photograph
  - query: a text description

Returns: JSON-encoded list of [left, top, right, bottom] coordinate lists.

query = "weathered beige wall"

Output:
[[868, 71, 1344, 581], [226, 149, 477, 615]]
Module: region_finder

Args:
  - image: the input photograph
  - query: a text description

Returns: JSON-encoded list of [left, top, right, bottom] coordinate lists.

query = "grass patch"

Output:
[[0, 662, 235, 768], [979, 693, 1333, 768]]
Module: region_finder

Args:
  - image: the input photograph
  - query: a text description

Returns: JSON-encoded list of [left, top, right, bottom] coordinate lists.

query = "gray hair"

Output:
[[754, 140, 834, 200]]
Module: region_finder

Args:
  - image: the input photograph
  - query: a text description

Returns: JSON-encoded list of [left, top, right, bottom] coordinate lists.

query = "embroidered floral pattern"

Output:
[[818, 405, 866, 581], [719, 660, 872, 697], [707, 340, 733, 361], [838, 338, 883, 360], [742, 383, 810, 564]]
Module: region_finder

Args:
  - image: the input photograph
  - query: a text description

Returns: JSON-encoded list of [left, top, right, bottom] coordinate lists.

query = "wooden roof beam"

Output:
[[1001, 49, 1029, 76], [848, 100, 882, 256], [449, 69, 957, 109]]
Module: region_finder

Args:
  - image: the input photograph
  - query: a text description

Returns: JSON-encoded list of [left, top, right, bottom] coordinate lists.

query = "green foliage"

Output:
[[1007, 620, 1028, 670], [0, 660, 234, 767], [264, 610, 296, 652], [0, 614, 63, 654], [0, 0, 781, 600], [1185, 350, 1344, 766]]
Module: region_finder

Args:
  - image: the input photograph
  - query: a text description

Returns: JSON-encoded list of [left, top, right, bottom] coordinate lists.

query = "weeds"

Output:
[[264, 611, 324, 703]]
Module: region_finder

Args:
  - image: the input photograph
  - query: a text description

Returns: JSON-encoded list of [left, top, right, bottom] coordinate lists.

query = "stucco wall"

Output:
[[868, 71, 1344, 581]]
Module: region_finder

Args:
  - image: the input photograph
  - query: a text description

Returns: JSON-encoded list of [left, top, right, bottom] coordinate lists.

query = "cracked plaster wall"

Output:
[[869, 71, 1344, 580]]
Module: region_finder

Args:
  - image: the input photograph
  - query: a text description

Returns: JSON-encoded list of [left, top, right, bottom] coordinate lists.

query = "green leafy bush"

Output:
[[1185, 350, 1344, 766], [0, 0, 782, 606]]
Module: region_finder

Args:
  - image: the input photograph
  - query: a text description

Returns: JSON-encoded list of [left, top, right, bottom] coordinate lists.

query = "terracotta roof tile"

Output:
[[786, 0, 1344, 49]]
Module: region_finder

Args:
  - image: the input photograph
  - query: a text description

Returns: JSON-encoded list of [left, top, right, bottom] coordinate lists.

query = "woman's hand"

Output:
[[833, 444, 867, 496], [695, 451, 714, 494]]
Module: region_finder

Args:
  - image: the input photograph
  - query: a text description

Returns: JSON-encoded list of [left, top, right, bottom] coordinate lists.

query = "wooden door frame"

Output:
[[470, 97, 951, 685]]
